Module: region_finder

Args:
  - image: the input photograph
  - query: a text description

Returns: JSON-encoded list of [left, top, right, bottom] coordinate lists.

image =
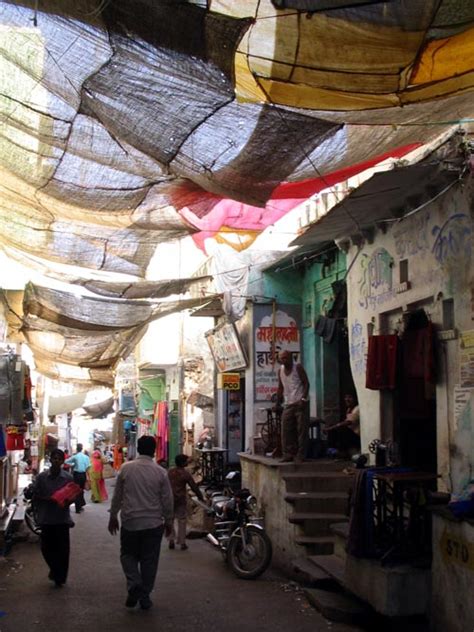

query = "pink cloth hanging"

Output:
[[153, 401, 169, 462]]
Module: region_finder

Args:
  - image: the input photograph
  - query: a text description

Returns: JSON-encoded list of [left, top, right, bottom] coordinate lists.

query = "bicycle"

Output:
[[259, 405, 282, 457]]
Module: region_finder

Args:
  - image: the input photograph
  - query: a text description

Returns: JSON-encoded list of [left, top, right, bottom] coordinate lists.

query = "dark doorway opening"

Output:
[[395, 309, 437, 473]]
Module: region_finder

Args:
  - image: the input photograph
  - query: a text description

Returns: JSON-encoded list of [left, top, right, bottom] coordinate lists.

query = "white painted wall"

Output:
[[346, 180, 473, 493]]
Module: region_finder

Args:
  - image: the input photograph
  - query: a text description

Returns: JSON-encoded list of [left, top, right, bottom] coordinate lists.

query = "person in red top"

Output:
[[167, 454, 203, 550]]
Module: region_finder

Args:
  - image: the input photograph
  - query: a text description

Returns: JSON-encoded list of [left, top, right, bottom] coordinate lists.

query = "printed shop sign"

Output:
[[218, 373, 241, 390], [205, 321, 247, 373], [253, 304, 301, 402]]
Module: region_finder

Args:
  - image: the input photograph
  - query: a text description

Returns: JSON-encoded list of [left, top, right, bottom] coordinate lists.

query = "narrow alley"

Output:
[[0, 481, 360, 632]]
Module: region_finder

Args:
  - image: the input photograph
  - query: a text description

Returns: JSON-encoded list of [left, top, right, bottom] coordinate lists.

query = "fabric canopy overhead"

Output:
[[1, 0, 474, 387], [82, 396, 115, 418], [229, 0, 474, 110], [4, 283, 218, 385], [0, 245, 212, 299], [0, 0, 473, 277]]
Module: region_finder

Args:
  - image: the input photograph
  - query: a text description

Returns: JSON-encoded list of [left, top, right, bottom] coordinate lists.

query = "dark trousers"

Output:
[[281, 402, 309, 460], [73, 472, 87, 512], [120, 525, 164, 598], [40, 524, 70, 584]]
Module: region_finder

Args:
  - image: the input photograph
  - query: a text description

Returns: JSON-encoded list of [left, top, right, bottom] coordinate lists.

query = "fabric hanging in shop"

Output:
[[152, 402, 169, 463], [0, 426, 6, 457], [0, 354, 25, 424], [365, 334, 399, 390], [399, 312, 436, 420], [314, 315, 337, 344], [6, 425, 26, 451]]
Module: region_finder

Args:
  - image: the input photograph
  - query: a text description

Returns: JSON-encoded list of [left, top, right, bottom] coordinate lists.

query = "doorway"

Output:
[[396, 309, 437, 473], [314, 270, 355, 426], [225, 376, 245, 465]]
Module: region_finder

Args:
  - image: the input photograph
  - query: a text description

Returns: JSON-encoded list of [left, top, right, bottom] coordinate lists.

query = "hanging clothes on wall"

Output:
[[365, 334, 399, 390], [6, 424, 27, 451], [22, 365, 34, 421], [0, 426, 6, 457], [0, 354, 24, 424], [398, 309, 437, 471], [152, 401, 169, 463], [399, 310, 436, 419], [314, 315, 337, 343]]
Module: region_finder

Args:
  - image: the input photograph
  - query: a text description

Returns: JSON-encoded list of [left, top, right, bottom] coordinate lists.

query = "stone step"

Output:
[[308, 554, 346, 586], [304, 587, 372, 626], [330, 521, 350, 539], [283, 471, 354, 493], [330, 521, 350, 559], [291, 556, 337, 585], [289, 512, 348, 536], [294, 535, 335, 555], [279, 459, 352, 473], [285, 491, 349, 514]]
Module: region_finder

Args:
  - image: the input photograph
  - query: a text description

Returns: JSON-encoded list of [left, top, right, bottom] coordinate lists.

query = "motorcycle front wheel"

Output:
[[24, 506, 41, 536], [227, 525, 272, 579]]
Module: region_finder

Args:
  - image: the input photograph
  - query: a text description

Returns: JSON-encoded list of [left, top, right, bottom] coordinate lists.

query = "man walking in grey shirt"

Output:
[[108, 435, 173, 610]]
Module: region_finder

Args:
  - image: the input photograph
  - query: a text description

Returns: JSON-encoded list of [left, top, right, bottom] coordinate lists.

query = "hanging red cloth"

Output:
[[365, 334, 399, 390]]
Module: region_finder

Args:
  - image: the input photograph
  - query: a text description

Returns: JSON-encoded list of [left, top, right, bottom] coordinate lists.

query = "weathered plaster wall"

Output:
[[345, 179, 473, 493], [431, 513, 474, 632], [240, 456, 305, 572]]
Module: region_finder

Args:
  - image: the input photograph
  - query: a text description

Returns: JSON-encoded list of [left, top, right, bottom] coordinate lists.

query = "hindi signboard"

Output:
[[253, 304, 301, 402]]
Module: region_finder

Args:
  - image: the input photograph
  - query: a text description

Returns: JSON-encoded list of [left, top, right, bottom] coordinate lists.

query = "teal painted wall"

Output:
[[262, 269, 303, 305], [138, 375, 166, 418], [263, 250, 346, 418]]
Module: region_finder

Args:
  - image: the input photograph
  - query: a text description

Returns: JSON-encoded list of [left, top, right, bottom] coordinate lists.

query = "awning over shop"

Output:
[[44, 392, 87, 416], [82, 397, 115, 418], [291, 160, 463, 249], [2, 283, 219, 386], [187, 391, 214, 411]]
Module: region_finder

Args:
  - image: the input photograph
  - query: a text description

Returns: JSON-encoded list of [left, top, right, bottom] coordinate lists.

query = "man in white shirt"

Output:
[[276, 350, 310, 463], [108, 435, 173, 610]]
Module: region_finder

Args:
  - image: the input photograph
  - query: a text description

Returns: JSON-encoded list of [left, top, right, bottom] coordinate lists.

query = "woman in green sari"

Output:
[[89, 450, 108, 503]]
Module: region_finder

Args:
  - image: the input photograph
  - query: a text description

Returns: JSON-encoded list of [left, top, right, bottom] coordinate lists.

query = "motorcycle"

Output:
[[23, 483, 41, 536], [193, 476, 272, 580]]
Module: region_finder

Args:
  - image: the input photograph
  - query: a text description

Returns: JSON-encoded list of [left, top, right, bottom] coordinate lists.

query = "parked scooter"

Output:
[[193, 474, 272, 579], [23, 483, 41, 536]]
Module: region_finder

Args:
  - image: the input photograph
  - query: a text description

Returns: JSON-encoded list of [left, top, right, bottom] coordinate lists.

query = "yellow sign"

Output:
[[440, 529, 474, 571], [219, 373, 240, 390]]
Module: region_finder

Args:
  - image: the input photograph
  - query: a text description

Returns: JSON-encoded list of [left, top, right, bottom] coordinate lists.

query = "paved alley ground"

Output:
[[0, 480, 361, 632]]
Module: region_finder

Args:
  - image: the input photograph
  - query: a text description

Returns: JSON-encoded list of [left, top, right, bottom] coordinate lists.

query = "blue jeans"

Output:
[[120, 525, 164, 598]]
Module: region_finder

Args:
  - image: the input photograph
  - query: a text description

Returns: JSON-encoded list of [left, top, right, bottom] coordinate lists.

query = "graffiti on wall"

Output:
[[358, 248, 394, 310], [350, 320, 366, 375], [393, 212, 430, 258], [432, 213, 471, 264]]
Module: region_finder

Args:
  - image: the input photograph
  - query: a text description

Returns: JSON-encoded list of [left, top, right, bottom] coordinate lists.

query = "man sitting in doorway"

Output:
[[327, 393, 361, 457]]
